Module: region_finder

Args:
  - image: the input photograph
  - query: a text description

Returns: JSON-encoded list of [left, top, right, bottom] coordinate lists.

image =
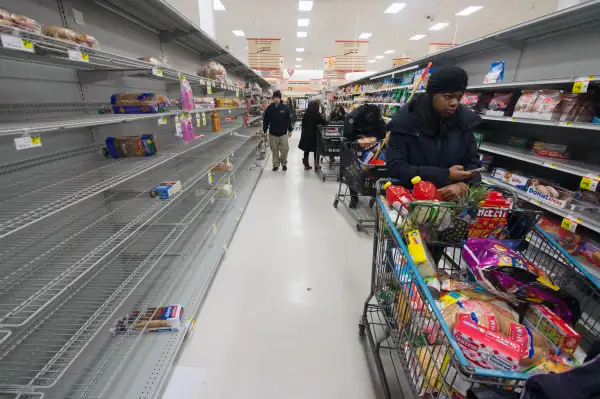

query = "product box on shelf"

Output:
[[508, 137, 534, 149], [530, 90, 564, 121], [104, 134, 158, 158], [537, 216, 583, 254], [523, 304, 581, 355], [150, 181, 182, 199], [491, 167, 530, 190], [532, 142, 568, 154], [569, 198, 600, 213], [485, 93, 513, 116], [580, 239, 600, 266], [512, 90, 540, 119], [110, 304, 185, 334], [553, 93, 581, 122], [527, 179, 575, 209]]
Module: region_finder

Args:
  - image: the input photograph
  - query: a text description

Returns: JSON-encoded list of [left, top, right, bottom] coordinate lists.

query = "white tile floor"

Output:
[[164, 133, 381, 399]]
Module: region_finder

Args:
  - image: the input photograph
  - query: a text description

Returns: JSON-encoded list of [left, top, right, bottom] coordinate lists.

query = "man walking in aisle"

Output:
[[263, 90, 293, 171]]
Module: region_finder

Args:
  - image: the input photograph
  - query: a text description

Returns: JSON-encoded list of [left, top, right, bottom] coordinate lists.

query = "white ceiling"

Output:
[[214, 0, 559, 73]]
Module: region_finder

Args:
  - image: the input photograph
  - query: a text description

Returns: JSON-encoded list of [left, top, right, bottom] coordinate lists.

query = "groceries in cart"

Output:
[[110, 305, 184, 334]]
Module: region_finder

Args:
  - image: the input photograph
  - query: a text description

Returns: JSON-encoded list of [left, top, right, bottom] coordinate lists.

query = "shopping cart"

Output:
[[315, 124, 342, 182], [360, 179, 600, 398], [333, 139, 387, 231]]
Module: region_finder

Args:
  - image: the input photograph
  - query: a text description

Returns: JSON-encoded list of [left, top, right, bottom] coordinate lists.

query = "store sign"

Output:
[[334, 41, 369, 72], [247, 38, 281, 70], [323, 56, 344, 80], [428, 42, 458, 55], [392, 57, 414, 67]]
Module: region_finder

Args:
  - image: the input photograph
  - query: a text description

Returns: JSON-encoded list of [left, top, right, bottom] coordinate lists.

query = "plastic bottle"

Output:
[[411, 176, 444, 201], [383, 181, 414, 216], [211, 111, 221, 132]]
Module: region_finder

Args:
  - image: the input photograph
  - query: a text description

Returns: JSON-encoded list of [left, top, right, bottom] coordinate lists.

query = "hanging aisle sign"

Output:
[[334, 41, 369, 72], [247, 38, 281, 71], [392, 57, 414, 67], [428, 42, 458, 55], [323, 56, 344, 80]]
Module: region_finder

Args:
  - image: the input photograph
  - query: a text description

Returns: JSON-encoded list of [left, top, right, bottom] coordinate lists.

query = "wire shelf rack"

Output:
[[0, 132, 265, 396]]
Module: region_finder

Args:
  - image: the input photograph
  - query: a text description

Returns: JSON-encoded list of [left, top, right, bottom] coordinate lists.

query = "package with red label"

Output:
[[524, 304, 581, 355], [537, 216, 583, 255], [530, 90, 563, 121], [553, 93, 581, 121], [527, 179, 575, 209], [579, 238, 600, 266], [470, 191, 512, 239], [485, 93, 513, 116], [453, 315, 521, 371], [512, 90, 540, 118], [460, 92, 481, 111]]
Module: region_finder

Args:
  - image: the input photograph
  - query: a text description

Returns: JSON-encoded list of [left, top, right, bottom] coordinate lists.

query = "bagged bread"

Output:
[[42, 25, 98, 48], [0, 8, 41, 33]]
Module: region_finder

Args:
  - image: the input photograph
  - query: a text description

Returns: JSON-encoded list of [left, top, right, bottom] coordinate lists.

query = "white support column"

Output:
[[199, 0, 215, 38]]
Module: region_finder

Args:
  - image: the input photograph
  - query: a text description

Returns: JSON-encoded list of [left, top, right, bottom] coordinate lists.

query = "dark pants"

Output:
[[303, 151, 316, 166]]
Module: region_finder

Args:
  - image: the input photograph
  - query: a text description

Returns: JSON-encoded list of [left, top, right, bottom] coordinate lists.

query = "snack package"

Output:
[[150, 181, 182, 199], [462, 238, 581, 324], [553, 93, 580, 121], [512, 90, 540, 118], [527, 179, 575, 209], [537, 216, 583, 255], [524, 304, 582, 355], [532, 141, 568, 154], [485, 93, 513, 116], [111, 93, 168, 114], [484, 61, 505, 84], [491, 167, 530, 190], [469, 191, 512, 239], [42, 25, 98, 48], [579, 239, 600, 266], [180, 76, 195, 111], [454, 315, 521, 371], [523, 354, 573, 374], [460, 92, 481, 111], [574, 96, 596, 123], [508, 137, 533, 149], [0, 8, 41, 33], [138, 55, 170, 67], [529, 90, 563, 120], [104, 134, 158, 158], [475, 93, 494, 114], [110, 304, 184, 334], [198, 60, 228, 82]]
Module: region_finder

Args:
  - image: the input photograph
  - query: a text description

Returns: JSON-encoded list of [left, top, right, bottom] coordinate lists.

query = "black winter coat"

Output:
[[263, 102, 293, 136], [343, 106, 387, 142], [386, 94, 482, 188], [298, 110, 327, 152]]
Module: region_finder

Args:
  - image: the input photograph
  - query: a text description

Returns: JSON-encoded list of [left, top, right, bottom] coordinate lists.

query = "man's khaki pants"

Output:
[[269, 134, 289, 167]]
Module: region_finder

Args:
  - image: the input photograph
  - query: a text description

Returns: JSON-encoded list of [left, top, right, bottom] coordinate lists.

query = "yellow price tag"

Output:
[[30, 136, 41, 145], [561, 218, 575, 232], [236, 90, 240, 98], [22, 39, 33, 49], [213, 224, 217, 234], [82, 53, 89, 61], [549, 163, 556, 169], [511, 117, 517, 122], [207, 84, 212, 95], [573, 80, 589, 94], [208, 172, 213, 184], [580, 176, 599, 191], [566, 122, 572, 126]]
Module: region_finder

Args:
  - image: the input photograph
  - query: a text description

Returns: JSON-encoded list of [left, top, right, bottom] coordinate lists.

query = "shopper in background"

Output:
[[329, 104, 346, 123], [386, 66, 481, 201], [298, 99, 327, 170], [343, 103, 387, 208], [263, 90, 293, 171], [287, 97, 298, 129]]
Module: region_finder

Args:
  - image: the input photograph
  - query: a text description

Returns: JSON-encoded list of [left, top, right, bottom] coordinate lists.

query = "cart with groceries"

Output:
[[333, 138, 387, 231], [315, 124, 342, 182], [360, 178, 600, 398]]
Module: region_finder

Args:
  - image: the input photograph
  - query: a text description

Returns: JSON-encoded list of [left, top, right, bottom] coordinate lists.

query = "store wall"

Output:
[[164, 0, 201, 28]]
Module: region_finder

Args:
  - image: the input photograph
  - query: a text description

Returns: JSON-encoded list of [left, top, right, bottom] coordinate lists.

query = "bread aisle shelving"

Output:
[[0, 0, 269, 397]]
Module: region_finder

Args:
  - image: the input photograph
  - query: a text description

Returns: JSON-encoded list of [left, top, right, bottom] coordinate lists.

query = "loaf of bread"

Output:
[[110, 93, 168, 114], [0, 8, 41, 33], [42, 25, 98, 48]]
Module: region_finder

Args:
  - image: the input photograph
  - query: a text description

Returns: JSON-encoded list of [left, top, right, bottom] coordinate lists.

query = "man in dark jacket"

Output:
[[264, 90, 293, 171], [386, 66, 481, 201]]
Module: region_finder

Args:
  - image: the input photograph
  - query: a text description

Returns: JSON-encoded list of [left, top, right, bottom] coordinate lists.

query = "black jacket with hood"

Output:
[[386, 94, 482, 188], [263, 102, 293, 137], [343, 104, 387, 142]]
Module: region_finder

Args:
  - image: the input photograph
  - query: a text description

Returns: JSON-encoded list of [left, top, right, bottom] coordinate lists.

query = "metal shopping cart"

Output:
[[333, 139, 387, 231], [315, 124, 342, 182], [360, 179, 600, 398]]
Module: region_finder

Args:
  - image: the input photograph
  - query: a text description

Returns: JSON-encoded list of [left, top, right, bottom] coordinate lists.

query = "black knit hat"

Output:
[[426, 66, 469, 94], [273, 90, 282, 99]]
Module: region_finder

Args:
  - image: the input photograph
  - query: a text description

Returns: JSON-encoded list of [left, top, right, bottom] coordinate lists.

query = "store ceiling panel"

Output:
[[214, 0, 559, 71]]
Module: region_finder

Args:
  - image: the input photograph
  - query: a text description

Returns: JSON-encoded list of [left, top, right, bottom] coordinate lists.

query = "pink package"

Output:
[[454, 315, 520, 371], [180, 114, 195, 142], [180, 76, 195, 111]]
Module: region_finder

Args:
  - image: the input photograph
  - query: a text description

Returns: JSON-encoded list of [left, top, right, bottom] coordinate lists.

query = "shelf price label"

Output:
[[228, 109, 232, 114], [67, 50, 89, 62], [202, 113, 207, 126], [152, 67, 163, 77], [236, 90, 240, 98], [573, 76, 593, 94], [207, 83, 212, 95], [1, 34, 34, 53], [561, 215, 582, 233], [196, 114, 201, 128], [158, 117, 167, 125], [208, 172, 213, 184], [14, 135, 41, 150], [580, 176, 599, 191]]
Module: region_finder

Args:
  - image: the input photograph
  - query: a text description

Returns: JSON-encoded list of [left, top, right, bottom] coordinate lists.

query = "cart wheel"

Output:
[[358, 322, 366, 336], [368, 198, 376, 208], [333, 199, 339, 208], [356, 223, 362, 232]]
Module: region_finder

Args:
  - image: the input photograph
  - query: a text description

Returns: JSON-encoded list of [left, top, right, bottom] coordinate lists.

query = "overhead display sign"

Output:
[[428, 42, 458, 55], [392, 57, 414, 67], [247, 38, 281, 70], [334, 40, 369, 72], [323, 56, 344, 80]]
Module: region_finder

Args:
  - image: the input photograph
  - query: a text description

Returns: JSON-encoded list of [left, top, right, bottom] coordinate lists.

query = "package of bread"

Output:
[[0, 8, 41, 33], [552, 93, 581, 121], [199, 60, 228, 82], [512, 90, 540, 118], [529, 90, 563, 121], [42, 25, 99, 48], [110, 92, 168, 114]]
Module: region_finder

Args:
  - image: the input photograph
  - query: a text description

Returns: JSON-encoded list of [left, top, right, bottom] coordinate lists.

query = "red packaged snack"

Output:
[[537, 216, 582, 255], [530, 90, 563, 121], [512, 90, 540, 118], [524, 304, 582, 355], [470, 191, 511, 238], [553, 93, 581, 121], [485, 93, 513, 116], [461, 92, 481, 111]]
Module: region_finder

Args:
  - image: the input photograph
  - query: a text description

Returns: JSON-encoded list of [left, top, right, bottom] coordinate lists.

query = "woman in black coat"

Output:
[[298, 100, 327, 170]]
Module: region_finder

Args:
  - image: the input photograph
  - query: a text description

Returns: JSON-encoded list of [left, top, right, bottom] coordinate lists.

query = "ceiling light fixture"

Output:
[[384, 50, 396, 54], [409, 34, 426, 40], [358, 32, 372, 39], [297, 31, 307, 38], [384, 2, 406, 13], [296, 57, 302, 61], [232, 30, 245, 36], [367, 60, 377, 63], [298, 1, 313, 11], [213, 0, 226, 11], [298, 18, 310, 26], [429, 22, 449, 31], [295, 64, 302, 67], [296, 48, 304, 52], [455, 6, 483, 16], [375, 55, 384, 59]]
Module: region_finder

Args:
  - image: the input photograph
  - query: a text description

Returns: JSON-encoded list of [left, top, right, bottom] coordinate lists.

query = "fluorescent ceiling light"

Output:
[[295, 64, 302, 67], [358, 32, 372, 39], [455, 6, 483, 16], [429, 22, 449, 31], [296, 48, 304, 52], [245, 46, 248, 50], [375, 55, 384, 59], [367, 60, 377, 63], [213, 0, 226, 11], [298, 18, 310, 26], [297, 31, 307, 38], [296, 57, 302, 61], [298, 1, 313, 11], [384, 50, 396, 54], [409, 34, 426, 40], [232, 30, 245, 36], [384, 2, 406, 13]]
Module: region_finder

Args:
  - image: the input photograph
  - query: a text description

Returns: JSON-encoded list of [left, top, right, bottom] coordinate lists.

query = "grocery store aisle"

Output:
[[163, 134, 379, 399]]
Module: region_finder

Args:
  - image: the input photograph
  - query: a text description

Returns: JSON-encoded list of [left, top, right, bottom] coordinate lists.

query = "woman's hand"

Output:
[[439, 183, 468, 202]]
